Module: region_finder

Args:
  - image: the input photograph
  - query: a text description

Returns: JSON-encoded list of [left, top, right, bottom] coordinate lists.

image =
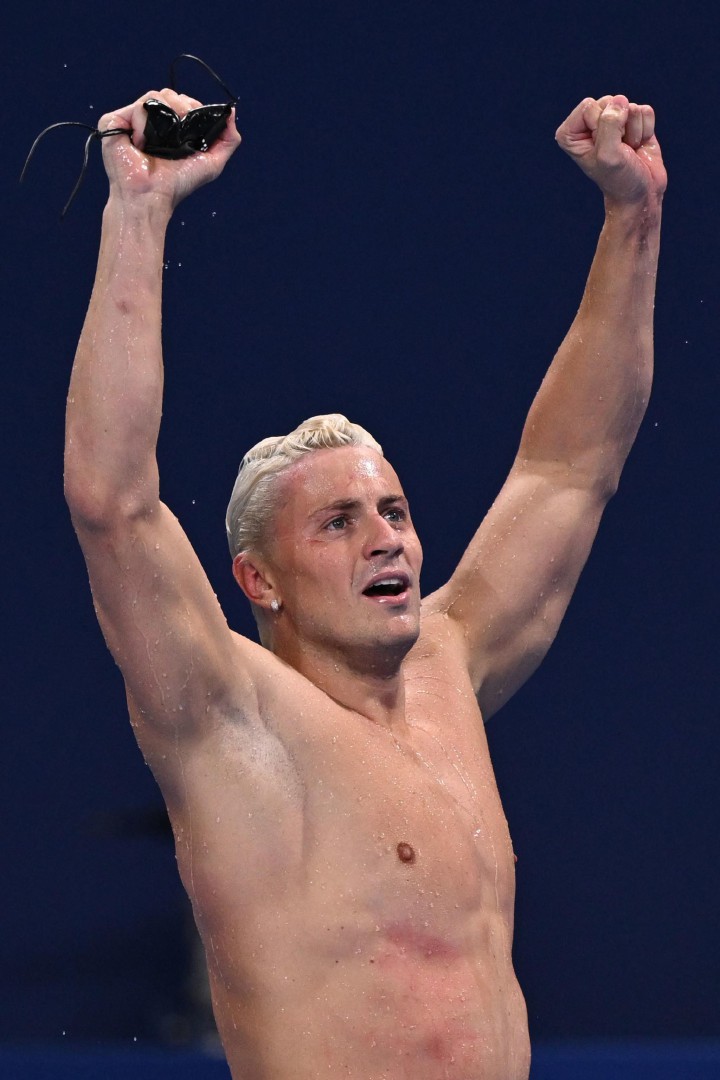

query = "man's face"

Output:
[[265, 446, 423, 666]]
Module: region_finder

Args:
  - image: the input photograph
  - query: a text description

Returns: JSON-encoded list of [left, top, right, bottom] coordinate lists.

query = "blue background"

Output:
[[2, 0, 718, 1060]]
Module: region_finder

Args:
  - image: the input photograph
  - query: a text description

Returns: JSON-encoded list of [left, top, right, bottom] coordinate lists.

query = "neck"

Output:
[[273, 633, 410, 732]]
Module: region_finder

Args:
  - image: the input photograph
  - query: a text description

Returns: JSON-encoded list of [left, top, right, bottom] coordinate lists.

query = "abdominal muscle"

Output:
[[211, 913, 530, 1080], [201, 821, 531, 1080]]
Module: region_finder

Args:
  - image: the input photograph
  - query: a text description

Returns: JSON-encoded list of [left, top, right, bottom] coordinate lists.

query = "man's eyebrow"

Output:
[[310, 498, 362, 518], [309, 494, 407, 518]]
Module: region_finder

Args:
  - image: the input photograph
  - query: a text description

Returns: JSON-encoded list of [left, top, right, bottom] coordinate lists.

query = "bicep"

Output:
[[72, 500, 251, 731], [424, 467, 608, 719]]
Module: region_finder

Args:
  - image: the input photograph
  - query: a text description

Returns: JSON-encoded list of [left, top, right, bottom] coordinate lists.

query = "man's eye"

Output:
[[326, 516, 347, 531], [385, 508, 406, 523]]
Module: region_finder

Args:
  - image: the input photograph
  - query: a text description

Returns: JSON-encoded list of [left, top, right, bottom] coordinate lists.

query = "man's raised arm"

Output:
[[64, 89, 248, 740], [425, 95, 666, 719]]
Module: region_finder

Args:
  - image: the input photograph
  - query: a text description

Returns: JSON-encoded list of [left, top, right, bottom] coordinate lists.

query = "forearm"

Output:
[[517, 194, 662, 496], [65, 193, 172, 523]]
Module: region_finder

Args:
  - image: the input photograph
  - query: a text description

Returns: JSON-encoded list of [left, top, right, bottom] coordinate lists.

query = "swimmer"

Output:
[[64, 90, 665, 1078]]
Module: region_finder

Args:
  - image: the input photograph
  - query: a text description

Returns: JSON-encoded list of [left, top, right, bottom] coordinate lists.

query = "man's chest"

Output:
[[288, 671, 515, 924], [187, 632, 515, 928]]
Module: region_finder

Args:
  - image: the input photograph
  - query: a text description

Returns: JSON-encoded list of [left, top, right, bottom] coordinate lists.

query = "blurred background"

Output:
[[2, 0, 718, 1075]]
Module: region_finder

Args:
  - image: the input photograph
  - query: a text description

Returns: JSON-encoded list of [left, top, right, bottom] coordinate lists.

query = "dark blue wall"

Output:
[[3, 0, 718, 1047]]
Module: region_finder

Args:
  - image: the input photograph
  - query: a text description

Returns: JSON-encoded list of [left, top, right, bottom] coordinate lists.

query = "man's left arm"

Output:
[[425, 95, 666, 720]]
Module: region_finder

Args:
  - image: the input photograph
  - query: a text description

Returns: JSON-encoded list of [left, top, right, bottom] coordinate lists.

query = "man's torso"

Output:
[[141, 609, 531, 1079]]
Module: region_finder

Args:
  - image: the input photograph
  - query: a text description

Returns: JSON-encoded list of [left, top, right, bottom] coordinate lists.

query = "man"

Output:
[[64, 86, 665, 1079]]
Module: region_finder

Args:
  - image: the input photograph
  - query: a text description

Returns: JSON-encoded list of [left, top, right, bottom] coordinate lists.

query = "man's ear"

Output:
[[232, 552, 278, 611]]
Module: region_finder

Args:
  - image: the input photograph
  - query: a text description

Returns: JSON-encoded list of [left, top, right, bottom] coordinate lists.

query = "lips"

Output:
[[362, 571, 411, 600]]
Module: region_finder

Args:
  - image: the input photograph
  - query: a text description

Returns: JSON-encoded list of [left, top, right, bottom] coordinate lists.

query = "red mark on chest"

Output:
[[396, 841, 416, 863]]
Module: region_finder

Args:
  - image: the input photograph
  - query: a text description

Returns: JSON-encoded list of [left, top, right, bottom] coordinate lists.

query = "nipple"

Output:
[[396, 841, 416, 864]]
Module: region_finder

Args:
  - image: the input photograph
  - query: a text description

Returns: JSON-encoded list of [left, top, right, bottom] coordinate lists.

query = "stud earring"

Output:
[[270, 599, 280, 614]]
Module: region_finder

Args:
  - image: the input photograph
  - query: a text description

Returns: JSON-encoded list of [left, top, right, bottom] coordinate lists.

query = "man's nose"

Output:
[[363, 514, 404, 559]]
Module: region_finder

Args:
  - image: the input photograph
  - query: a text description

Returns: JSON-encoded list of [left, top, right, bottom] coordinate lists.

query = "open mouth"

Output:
[[362, 574, 410, 600]]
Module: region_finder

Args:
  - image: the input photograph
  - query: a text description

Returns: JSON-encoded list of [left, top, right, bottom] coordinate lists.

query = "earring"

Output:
[[270, 599, 280, 614]]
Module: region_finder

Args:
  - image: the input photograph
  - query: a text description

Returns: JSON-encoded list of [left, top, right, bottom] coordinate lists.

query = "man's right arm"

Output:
[[64, 89, 249, 739]]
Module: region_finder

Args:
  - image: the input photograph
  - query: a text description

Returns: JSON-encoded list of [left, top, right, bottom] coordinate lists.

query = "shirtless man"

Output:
[[63, 89, 665, 1078]]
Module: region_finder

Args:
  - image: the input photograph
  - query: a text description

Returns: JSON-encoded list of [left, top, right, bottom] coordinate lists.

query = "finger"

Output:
[[224, 107, 241, 143], [582, 99, 602, 136], [594, 96, 630, 165], [157, 88, 200, 115], [206, 108, 242, 161], [97, 96, 150, 159], [623, 103, 644, 149], [100, 91, 167, 150], [589, 95, 615, 134], [640, 104, 655, 144], [556, 96, 596, 144], [98, 100, 136, 134]]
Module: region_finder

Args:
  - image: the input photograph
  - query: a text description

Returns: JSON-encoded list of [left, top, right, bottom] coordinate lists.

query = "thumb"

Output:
[[204, 109, 242, 167]]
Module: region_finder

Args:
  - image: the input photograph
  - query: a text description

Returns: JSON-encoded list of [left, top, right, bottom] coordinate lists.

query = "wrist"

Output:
[[603, 192, 663, 235], [104, 189, 174, 231], [97, 194, 171, 288]]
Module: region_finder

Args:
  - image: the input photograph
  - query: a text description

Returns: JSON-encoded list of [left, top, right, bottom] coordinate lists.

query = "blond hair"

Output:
[[226, 414, 383, 558]]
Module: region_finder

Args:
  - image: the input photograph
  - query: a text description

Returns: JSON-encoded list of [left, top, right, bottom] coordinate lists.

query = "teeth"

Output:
[[364, 575, 407, 597]]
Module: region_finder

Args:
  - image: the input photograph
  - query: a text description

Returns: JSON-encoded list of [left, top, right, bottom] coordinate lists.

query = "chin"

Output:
[[363, 617, 421, 667], [305, 603, 421, 673]]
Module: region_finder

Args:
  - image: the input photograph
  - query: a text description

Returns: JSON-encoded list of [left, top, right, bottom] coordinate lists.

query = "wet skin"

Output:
[[66, 89, 664, 1080], [135, 448, 531, 1079]]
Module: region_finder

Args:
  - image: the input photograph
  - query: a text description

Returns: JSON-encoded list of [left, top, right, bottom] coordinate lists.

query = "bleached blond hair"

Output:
[[226, 414, 383, 558]]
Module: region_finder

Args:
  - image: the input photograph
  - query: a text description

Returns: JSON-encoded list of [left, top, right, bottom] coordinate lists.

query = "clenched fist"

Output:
[[556, 95, 666, 206], [99, 88, 242, 210]]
